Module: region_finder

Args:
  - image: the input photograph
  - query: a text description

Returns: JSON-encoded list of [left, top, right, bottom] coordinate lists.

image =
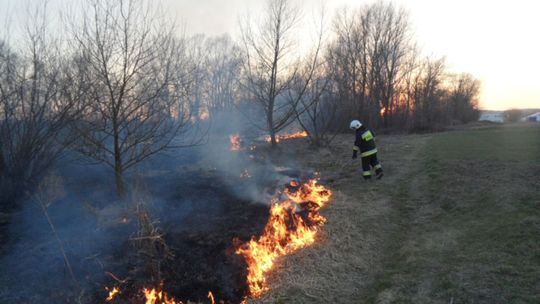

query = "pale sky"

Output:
[[2, 0, 539, 110]]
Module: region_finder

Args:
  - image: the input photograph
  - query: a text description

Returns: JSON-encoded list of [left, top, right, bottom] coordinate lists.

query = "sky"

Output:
[[1, 0, 539, 111]]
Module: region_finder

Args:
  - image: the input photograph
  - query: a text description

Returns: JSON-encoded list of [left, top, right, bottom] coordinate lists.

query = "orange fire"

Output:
[[235, 179, 332, 297], [104, 180, 332, 302], [106, 285, 221, 304], [380, 107, 386, 117], [229, 134, 241, 151], [265, 131, 308, 143], [106, 286, 120, 301], [143, 287, 182, 304], [208, 291, 216, 304]]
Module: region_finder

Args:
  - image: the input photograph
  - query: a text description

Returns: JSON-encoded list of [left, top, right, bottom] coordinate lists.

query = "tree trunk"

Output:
[[0, 147, 5, 179], [114, 159, 125, 198], [268, 99, 278, 147], [269, 127, 277, 147], [113, 131, 125, 197]]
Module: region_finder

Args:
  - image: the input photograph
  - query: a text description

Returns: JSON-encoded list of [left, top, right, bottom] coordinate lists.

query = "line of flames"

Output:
[[106, 286, 217, 304], [105, 180, 332, 303], [235, 179, 332, 297], [230, 131, 308, 151], [142, 287, 179, 304], [264, 131, 308, 143]]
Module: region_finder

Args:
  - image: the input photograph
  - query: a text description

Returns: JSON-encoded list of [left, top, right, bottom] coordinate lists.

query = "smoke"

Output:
[[0, 109, 310, 303], [0, 159, 134, 303], [195, 109, 309, 204]]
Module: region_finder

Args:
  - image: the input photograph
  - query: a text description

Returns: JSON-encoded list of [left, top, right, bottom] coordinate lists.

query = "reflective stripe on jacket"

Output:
[[353, 127, 377, 157]]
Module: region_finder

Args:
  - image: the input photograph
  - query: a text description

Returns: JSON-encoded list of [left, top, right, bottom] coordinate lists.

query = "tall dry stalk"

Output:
[[33, 174, 78, 285], [130, 202, 173, 283]]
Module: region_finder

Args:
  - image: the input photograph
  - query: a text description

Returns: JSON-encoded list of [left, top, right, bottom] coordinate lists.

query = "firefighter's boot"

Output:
[[375, 168, 384, 179]]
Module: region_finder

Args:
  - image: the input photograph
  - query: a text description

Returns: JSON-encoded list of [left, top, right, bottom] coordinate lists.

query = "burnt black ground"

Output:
[[100, 172, 270, 304], [0, 146, 278, 304], [146, 172, 269, 303]]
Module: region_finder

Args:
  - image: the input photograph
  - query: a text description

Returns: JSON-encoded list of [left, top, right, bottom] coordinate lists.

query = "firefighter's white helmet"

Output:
[[350, 120, 362, 130]]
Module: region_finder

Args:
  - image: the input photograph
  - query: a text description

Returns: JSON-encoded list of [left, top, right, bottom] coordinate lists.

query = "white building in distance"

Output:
[[521, 112, 540, 122], [479, 111, 504, 123]]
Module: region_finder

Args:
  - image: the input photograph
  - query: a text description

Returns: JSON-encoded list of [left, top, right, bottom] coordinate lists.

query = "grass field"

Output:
[[257, 123, 540, 303]]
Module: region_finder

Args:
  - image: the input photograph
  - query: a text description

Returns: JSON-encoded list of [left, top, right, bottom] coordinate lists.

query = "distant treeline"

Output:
[[0, 0, 480, 200]]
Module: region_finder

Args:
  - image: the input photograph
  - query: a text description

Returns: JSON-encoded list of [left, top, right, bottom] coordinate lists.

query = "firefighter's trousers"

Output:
[[361, 153, 382, 179]]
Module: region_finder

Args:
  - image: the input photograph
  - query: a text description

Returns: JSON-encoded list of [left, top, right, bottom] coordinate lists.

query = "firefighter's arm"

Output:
[[352, 145, 359, 159]]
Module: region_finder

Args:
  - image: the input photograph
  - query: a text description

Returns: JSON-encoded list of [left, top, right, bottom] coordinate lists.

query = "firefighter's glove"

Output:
[[352, 150, 358, 159]]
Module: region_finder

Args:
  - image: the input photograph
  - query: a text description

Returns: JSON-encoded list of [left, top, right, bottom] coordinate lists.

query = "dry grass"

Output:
[[130, 202, 174, 284], [250, 124, 540, 303], [250, 133, 428, 303]]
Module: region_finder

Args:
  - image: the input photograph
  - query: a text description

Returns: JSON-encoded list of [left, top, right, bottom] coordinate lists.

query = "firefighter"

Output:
[[350, 120, 383, 180]]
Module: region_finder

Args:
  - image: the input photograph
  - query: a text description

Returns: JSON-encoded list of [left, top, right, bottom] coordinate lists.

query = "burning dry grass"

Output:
[[254, 125, 540, 303], [235, 179, 332, 297], [106, 286, 120, 301], [264, 131, 308, 143], [244, 133, 421, 303], [5, 125, 535, 304], [103, 175, 334, 303], [106, 285, 217, 304], [142, 286, 186, 304]]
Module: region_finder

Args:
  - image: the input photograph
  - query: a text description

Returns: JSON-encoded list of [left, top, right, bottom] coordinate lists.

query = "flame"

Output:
[[106, 286, 120, 301], [143, 287, 182, 304], [229, 134, 241, 151], [208, 291, 216, 304], [236, 179, 332, 297], [103, 179, 332, 302], [265, 131, 308, 143], [380, 107, 386, 117], [106, 285, 217, 304]]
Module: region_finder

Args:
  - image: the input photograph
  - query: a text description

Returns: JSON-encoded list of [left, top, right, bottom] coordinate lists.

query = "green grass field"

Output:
[[370, 124, 540, 303], [257, 123, 540, 304]]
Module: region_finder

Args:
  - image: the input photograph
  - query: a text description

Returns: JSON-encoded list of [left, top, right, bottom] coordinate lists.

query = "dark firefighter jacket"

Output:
[[353, 127, 377, 157]]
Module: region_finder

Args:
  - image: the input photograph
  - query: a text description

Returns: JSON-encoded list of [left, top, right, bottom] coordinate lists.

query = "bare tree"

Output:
[[179, 34, 242, 120], [203, 35, 243, 115], [398, 48, 421, 129], [70, 0, 198, 196], [329, 7, 366, 127], [294, 66, 336, 146], [0, 6, 82, 209], [240, 0, 308, 147], [291, 7, 335, 146], [374, 2, 413, 128], [411, 57, 447, 131], [183, 34, 206, 121], [329, 2, 413, 129], [448, 73, 480, 123]]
